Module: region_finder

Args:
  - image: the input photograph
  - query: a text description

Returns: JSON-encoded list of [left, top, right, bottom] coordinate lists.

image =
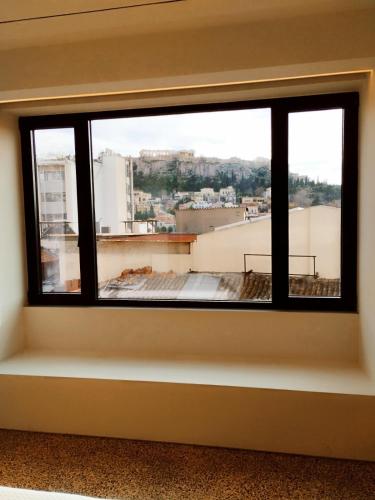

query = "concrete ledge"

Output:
[[0, 349, 374, 396], [1, 372, 375, 461]]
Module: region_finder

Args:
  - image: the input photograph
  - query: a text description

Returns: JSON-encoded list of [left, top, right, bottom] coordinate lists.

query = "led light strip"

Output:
[[0, 70, 370, 105]]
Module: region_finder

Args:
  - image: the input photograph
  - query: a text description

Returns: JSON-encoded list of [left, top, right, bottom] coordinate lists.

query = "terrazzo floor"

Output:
[[0, 429, 374, 500]]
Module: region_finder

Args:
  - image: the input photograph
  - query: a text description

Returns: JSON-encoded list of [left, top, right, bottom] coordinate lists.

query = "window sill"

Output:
[[1, 349, 373, 397]]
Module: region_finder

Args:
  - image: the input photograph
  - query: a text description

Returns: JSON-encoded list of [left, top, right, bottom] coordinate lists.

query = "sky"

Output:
[[288, 109, 343, 185], [34, 107, 343, 185]]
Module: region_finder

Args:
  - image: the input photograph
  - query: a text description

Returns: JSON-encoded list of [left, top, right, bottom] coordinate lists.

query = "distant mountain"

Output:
[[131, 153, 340, 205]]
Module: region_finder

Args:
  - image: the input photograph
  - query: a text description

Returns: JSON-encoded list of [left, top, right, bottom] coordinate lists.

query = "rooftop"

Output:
[[41, 248, 58, 264], [41, 233, 197, 243], [177, 206, 242, 212], [99, 272, 340, 301], [97, 233, 197, 243]]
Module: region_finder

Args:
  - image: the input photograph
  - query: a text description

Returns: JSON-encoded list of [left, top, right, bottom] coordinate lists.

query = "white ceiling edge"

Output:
[[1, 75, 370, 121], [0, 0, 374, 51], [0, 58, 372, 109]]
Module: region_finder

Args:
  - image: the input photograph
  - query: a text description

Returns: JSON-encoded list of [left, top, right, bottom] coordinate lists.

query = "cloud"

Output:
[[91, 108, 272, 160], [33, 107, 343, 184]]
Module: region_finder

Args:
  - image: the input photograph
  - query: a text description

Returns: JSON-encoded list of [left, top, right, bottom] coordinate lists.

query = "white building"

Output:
[[219, 186, 236, 203], [37, 150, 135, 235], [93, 149, 134, 234], [191, 192, 204, 203], [242, 196, 265, 205], [264, 187, 272, 199], [200, 187, 217, 201], [37, 157, 79, 234], [244, 203, 259, 217], [174, 191, 192, 200], [134, 190, 152, 205], [133, 190, 152, 213]]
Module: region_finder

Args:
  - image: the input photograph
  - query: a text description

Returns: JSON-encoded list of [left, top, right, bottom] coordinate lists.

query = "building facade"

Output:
[[93, 149, 134, 234], [37, 149, 135, 236], [176, 206, 246, 234], [37, 157, 79, 234]]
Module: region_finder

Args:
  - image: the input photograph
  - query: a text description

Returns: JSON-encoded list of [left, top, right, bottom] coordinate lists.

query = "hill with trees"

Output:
[[132, 155, 341, 206]]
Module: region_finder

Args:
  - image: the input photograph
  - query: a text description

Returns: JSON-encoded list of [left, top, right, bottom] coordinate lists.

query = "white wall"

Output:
[[193, 217, 272, 273], [46, 239, 193, 284], [94, 153, 129, 234], [192, 206, 340, 278], [54, 206, 340, 283], [289, 206, 341, 278], [96, 241, 192, 282], [0, 114, 25, 359], [358, 73, 375, 376]]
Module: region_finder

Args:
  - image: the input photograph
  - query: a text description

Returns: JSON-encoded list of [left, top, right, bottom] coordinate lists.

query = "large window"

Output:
[[20, 93, 358, 310]]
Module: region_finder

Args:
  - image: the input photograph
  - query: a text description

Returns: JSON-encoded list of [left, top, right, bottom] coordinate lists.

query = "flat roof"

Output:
[[97, 233, 197, 243]]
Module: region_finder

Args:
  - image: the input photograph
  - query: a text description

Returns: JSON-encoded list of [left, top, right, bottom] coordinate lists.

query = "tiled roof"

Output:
[[99, 272, 340, 301], [41, 248, 59, 263], [289, 275, 340, 297]]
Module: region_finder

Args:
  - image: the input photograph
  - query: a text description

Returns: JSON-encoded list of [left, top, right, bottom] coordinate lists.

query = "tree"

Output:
[[134, 207, 155, 220], [292, 188, 313, 207]]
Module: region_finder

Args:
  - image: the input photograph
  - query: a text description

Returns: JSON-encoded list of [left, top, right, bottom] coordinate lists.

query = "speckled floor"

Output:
[[0, 430, 374, 500]]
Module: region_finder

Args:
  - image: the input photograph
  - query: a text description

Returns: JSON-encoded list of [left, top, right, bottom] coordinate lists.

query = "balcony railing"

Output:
[[243, 253, 317, 277]]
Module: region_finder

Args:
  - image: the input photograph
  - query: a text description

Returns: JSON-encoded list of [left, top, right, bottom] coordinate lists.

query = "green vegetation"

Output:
[[132, 158, 341, 207], [289, 176, 341, 207], [133, 161, 271, 197], [155, 225, 173, 233], [134, 206, 155, 220]]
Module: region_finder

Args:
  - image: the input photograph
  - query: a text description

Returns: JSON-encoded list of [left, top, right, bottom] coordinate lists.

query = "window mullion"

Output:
[[341, 99, 359, 310], [271, 105, 289, 308], [20, 126, 43, 300], [74, 119, 98, 305]]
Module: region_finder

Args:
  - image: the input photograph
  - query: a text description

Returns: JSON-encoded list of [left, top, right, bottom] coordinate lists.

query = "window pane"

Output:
[[91, 108, 272, 302], [288, 109, 343, 297], [34, 129, 81, 293]]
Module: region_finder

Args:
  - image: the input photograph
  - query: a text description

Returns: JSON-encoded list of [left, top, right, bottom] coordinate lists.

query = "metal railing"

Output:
[[122, 219, 158, 233], [39, 220, 74, 237], [243, 253, 317, 277]]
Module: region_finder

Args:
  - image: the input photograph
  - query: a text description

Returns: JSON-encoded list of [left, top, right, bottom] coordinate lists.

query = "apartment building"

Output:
[[37, 149, 135, 236], [37, 157, 78, 233], [133, 189, 152, 213], [219, 185, 236, 203], [242, 196, 265, 205], [93, 149, 134, 234]]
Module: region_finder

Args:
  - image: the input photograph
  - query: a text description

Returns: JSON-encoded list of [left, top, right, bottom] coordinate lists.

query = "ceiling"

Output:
[[0, 0, 374, 51]]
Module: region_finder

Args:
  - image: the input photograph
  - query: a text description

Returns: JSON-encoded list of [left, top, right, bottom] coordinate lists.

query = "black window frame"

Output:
[[19, 92, 359, 311]]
